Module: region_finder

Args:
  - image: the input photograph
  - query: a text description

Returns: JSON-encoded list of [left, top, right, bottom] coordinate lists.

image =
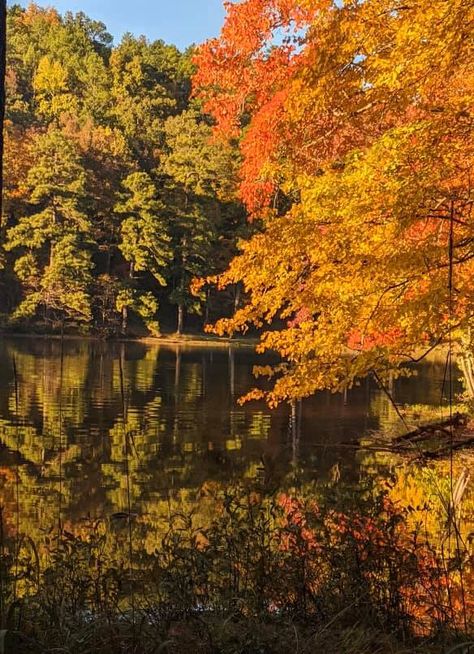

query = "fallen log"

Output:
[[421, 435, 474, 460], [392, 412, 468, 445]]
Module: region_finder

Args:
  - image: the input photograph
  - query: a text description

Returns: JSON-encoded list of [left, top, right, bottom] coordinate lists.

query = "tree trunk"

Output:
[[460, 353, 474, 398], [204, 288, 210, 327], [460, 328, 474, 398], [234, 284, 241, 313], [177, 263, 185, 334], [228, 346, 235, 396], [290, 400, 298, 468], [177, 303, 184, 335], [121, 305, 128, 336]]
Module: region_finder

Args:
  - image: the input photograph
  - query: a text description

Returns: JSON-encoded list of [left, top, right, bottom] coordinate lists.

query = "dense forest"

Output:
[[1, 0, 473, 396], [0, 3, 248, 336]]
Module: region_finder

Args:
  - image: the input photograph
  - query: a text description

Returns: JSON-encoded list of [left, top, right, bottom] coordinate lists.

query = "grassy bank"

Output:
[[0, 483, 472, 653]]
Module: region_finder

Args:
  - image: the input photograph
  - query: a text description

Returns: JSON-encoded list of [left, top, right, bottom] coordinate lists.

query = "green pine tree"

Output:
[[162, 110, 239, 333], [5, 127, 94, 324], [115, 171, 172, 334], [116, 171, 172, 285]]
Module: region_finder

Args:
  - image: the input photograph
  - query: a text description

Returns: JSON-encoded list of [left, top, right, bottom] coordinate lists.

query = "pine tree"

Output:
[[162, 110, 238, 333], [115, 171, 172, 333], [5, 127, 94, 324], [116, 171, 172, 285]]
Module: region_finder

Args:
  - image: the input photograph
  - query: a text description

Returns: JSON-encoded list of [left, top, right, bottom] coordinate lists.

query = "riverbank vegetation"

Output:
[[0, 480, 472, 653]]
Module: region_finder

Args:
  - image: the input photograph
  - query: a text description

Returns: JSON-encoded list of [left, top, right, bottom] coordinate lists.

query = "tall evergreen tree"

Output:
[[163, 110, 240, 333], [5, 128, 93, 323], [116, 171, 171, 286]]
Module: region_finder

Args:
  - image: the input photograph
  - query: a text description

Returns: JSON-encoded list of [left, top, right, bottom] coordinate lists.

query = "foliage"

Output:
[[1, 3, 246, 335], [161, 109, 242, 331], [5, 128, 93, 323], [0, 483, 472, 653], [116, 171, 172, 286], [194, 0, 474, 403]]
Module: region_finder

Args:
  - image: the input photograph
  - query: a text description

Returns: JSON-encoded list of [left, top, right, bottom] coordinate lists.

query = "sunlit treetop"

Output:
[[194, 0, 474, 405]]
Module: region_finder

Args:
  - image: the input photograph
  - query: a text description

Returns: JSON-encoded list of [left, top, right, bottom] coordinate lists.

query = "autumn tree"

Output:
[[194, 0, 474, 404]]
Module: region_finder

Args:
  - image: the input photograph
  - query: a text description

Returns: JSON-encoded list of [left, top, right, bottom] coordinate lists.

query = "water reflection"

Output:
[[0, 337, 464, 534]]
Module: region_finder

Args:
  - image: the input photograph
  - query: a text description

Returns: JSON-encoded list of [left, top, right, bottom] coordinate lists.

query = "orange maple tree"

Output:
[[194, 0, 474, 405]]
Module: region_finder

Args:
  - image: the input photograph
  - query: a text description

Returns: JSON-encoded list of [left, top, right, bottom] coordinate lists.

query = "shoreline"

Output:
[[0, 330, 258, 348], [0, 332, 456, 355]]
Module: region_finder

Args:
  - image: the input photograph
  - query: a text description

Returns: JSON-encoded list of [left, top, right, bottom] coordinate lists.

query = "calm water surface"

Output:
[[0, 337, 461, 532]]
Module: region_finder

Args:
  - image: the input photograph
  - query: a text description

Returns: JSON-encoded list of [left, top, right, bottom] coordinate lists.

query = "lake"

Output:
[[0, 336, 472, 646], [0, 336, 464, 537]]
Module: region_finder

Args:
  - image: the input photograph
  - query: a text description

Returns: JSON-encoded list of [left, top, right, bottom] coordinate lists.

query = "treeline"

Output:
[[0, 3, 248, 336]]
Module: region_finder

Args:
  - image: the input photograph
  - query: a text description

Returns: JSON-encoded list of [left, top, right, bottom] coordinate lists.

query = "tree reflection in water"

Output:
[[0, 337, 472, 645]]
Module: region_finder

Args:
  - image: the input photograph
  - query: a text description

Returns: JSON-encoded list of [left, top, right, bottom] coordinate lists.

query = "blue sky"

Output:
[[8, 0, 227, 49]]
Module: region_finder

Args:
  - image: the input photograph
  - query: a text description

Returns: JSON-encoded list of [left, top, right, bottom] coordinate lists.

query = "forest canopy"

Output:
[[1, 3, 247, 336]]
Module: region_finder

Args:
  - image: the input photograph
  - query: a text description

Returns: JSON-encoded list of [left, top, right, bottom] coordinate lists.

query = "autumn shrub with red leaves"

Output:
[[150, 484, 471, 638], [0, 483, 471, 652], [275, 490, 462, 635]]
